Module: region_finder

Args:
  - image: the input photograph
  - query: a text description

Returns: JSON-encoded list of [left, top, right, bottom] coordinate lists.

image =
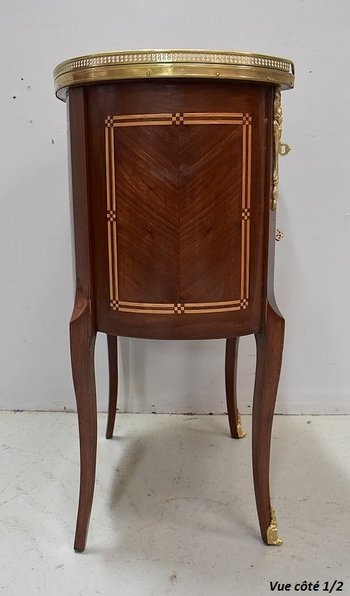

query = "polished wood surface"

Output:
[[67, 88, 97, 552], [225, 338, 242, 439], [106, 335, 118, 439], [65, 78, 285, 551], [87, 80, 269, 339], [253, 303, 285, 544]]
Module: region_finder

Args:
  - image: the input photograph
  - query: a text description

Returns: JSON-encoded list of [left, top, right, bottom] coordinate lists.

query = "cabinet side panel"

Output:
[[86, 81, 271, 339]]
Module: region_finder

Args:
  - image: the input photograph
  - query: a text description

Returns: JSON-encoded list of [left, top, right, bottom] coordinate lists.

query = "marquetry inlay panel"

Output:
[[105, 112, 252, 315]]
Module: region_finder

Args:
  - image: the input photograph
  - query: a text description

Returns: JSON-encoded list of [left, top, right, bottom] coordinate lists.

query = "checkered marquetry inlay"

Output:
[[172, 113, 184, 125], [105, 112, 252, 315], [107, 210, 117, 222], [174, 303, 185, 314]]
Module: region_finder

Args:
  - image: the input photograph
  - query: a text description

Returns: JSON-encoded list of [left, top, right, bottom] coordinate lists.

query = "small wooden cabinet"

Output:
[[54, 49, 294, 551]]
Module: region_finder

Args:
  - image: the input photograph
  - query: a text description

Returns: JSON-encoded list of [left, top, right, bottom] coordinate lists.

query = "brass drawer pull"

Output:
[[279, 142, 291, 156], [275, 229, 284, 241]]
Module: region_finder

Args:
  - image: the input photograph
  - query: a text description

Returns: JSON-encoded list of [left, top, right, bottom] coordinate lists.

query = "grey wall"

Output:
[[1, 0, 349, 413]]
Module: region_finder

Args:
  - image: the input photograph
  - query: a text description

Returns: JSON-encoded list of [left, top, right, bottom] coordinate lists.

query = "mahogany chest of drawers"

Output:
[[54, 49, 294, 551]]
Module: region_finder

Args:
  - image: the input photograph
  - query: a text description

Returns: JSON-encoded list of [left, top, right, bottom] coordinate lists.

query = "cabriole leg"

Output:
[[225, 338, 246, 439], [106, 335, 118, 439], [70, 294, 97, 553], [252, 302, 284, 545]]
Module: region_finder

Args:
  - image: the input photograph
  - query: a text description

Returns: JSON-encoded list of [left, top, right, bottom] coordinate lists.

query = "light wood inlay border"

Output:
[[105, 112, 252, 315]]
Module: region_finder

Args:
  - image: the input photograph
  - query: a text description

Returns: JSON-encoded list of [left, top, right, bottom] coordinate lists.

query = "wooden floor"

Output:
[[1, 412, 349, 595]]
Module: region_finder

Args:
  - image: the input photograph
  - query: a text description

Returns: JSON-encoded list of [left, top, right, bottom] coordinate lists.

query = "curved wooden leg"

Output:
[[225, 338, 246, 439], [70, 293, 97, 553], [252, 302, 284, 545], [106, 335, 118, 439]]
